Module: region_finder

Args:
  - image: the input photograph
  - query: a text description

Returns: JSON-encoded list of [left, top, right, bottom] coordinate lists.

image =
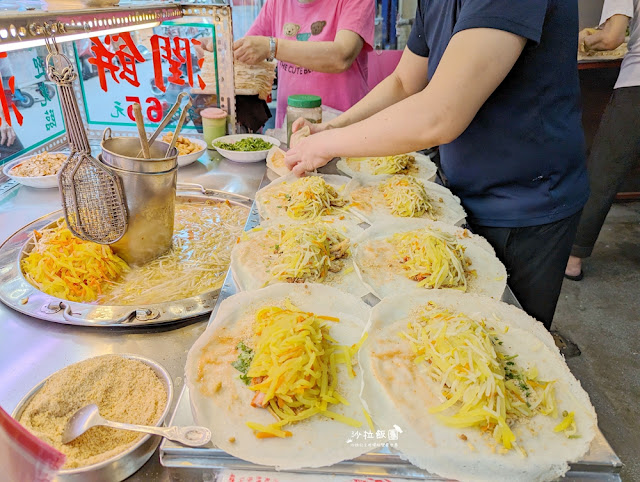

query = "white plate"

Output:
[[2, 155, 64, 189], [176, 137, 207, 167], [212, 134, 281, 163]]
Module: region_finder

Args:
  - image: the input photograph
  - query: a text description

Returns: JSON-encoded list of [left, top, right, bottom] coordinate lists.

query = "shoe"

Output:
[[564, 270, 583, 281], [550, 331, 581, 358]]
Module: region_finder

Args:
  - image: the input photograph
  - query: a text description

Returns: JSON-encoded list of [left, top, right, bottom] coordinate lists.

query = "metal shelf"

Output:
[[0, 2, 230, 51]]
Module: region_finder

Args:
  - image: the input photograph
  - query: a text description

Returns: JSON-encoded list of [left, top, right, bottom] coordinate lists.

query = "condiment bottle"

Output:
[[201, 107, 228, 148], [286, 95, 322, 146]]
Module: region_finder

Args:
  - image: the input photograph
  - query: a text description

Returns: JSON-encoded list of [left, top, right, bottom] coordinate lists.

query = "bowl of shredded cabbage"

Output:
[[213, 134, 280, 163]]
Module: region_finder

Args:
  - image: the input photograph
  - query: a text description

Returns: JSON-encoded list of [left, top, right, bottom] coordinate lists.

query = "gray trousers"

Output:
[[572, 86, 640, 258]]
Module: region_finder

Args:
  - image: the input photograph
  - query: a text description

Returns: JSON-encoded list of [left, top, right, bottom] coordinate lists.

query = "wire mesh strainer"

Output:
[[45, 35, 128, 244]]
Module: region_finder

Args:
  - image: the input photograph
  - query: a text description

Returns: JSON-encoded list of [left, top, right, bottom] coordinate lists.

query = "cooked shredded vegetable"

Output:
[[101, 202, 245, 304], [280, 177, 346, 220], [381, 175, 435, 218], [21, 220, 129, 302], [268, 224, 350, 283], [399, 303, 559, 451], [347, 154, 415, 175], [392, 228, 472, 290], [241, 302, 365, 438]]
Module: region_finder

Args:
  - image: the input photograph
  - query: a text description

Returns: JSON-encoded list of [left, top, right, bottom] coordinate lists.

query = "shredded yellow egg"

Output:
[[243, 303, 365, 438], [371, 154, 415, 175], [393, 228, 472, 290], [280, 177, 346, 220], [381, 175, 435, 218], [21, 220, 129, 302], [399, 303, 559, 450], [348, 154, 415, 175], [268, 224, 350, 283], [554, 411, 579, 438]]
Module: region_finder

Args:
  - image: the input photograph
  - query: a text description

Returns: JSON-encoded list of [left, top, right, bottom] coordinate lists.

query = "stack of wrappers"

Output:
[[193, 56, 277, 102]]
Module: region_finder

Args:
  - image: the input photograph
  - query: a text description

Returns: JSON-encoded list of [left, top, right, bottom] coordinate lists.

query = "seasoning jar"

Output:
[[286, 95, 322, 146], [201, 107, 228, 148]]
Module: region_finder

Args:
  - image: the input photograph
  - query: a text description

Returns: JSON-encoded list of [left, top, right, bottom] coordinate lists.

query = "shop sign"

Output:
[[75, 22, 219, 131]]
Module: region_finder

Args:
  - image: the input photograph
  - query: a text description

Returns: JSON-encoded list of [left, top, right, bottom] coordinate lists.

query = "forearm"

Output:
[[276, 39, 353, 73], [584, 14, 629, 51], [324, 89, 446, 158], [328, 72, 416, 129]]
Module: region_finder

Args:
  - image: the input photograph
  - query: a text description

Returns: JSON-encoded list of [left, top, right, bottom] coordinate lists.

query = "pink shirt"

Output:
[[247, 0, 374, 127]]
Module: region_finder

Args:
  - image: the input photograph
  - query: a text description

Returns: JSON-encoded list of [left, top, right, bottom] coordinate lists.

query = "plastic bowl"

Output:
[[212, 134, 281, 163]]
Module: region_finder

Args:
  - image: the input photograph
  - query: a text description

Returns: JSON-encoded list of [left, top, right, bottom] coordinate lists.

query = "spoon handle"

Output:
[[103, 420, 211, 447]]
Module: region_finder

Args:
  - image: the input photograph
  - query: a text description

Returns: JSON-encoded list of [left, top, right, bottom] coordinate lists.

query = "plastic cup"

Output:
[[201, 107, 228, 148]]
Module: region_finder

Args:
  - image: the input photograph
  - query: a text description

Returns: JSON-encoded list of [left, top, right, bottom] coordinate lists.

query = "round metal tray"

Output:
[[0, 189, 251, 327], [12, 354, 173, 482]]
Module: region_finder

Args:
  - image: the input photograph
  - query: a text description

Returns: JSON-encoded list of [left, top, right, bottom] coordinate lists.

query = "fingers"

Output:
[[291, 117, 308, 133], [0, 127, 6, 146], [284, 148, 299, 170], [7, 127, 15, 146], [232, 38, 244, 51], [292, 162, 309, 177]]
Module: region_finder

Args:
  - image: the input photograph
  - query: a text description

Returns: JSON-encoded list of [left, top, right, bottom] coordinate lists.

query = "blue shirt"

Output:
[[407, 0, 589, 227]]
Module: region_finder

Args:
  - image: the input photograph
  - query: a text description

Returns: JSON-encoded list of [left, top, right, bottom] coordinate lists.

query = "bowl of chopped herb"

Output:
[[212, 134, 281, 163]]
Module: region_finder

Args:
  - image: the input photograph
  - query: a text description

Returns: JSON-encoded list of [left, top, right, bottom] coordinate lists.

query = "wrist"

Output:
[[267, 36, 277, 61]]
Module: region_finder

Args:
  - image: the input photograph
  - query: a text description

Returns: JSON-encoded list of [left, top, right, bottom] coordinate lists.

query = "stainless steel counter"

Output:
[[0, 149, 265, 481], [0, 152, 624, 481]]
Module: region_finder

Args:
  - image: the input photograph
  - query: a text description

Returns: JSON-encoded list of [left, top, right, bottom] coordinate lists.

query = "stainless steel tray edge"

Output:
[[0, 192, 251, 327]]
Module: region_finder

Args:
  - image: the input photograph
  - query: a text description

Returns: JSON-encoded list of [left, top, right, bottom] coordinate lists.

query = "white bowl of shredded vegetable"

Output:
[[212, 134, 281, 163], [2, 152, 68, 189]]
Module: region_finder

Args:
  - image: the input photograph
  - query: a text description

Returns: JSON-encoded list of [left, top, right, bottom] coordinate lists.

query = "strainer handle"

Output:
[[102, 127, 113, 142]]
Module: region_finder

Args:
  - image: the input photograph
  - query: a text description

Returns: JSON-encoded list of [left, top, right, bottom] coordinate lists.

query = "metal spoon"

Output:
[[61, 404, 211, 447]]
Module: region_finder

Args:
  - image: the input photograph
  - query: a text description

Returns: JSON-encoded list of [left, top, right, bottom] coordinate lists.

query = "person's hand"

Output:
[[291, 117, 333, 135], [578, 28, 596, 53], [233, 36, 270, 65], [194, 37, 214, 59], [0, 124, 16, 147], [284, 130, 335, 176]]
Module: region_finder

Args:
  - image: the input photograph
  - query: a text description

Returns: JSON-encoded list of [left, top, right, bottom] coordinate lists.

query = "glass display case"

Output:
[[0, 1, 235, 184]]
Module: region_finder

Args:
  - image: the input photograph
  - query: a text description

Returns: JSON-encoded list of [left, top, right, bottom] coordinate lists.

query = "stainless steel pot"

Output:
[[12, 354, 173, 482], [102, 157, 177, 266], [101, 128, 178, 173]]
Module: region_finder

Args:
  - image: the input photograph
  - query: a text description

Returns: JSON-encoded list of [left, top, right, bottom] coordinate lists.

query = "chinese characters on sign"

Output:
[[150, 35, 206, 93], [89, 33, 146, 90], [45, 109, 57, 131], [87, 31, 208, 124]]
